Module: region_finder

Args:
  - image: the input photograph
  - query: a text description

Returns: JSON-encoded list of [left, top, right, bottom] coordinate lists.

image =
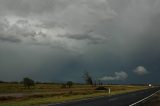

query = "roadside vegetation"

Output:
[[0, 83, 149, 106], [0, 72, 151, 106]]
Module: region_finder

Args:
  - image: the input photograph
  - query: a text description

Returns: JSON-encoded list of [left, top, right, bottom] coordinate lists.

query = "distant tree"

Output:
[[83, 72, 93, 85], [0, 81, 5, 83], [66, 81, 73, 88], [97, 80, 103, 86], [23, 77, 35, 89]]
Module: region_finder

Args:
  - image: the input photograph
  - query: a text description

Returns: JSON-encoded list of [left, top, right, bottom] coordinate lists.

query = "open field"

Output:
[[0, 83, 150, 106]]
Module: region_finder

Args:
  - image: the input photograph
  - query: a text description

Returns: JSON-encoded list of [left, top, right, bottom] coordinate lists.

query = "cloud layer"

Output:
[[0, 0, 115, 52], [0, 0, 160, 83]]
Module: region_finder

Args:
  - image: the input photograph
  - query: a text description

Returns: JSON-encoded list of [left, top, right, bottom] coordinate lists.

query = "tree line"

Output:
[[0, 72, 103, 89]]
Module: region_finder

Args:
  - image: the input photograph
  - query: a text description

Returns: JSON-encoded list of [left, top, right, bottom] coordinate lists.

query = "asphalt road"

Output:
[[47, 87, 160, 106]]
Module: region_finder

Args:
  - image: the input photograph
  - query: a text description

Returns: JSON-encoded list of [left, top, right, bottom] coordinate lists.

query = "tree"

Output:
[[0, 81, 5, 83], [23, 77, 35, 89], [83, 72, 93, 85], [66, 81, 73, 88]]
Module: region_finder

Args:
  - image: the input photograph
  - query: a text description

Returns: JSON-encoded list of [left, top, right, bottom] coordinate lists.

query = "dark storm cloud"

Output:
[[0, 0, 57, 16], [58, 31, 109, 44], [0, 0, 160, 83], [0, 0, 114, 50], [0, 35, 21, 43]]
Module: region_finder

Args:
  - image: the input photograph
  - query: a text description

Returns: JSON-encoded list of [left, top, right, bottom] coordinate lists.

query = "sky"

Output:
[[0, 0, 160, 84]]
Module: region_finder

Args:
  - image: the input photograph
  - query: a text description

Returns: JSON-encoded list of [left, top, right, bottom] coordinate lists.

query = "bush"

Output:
[[0, 81, 5, 83], [95, 86, 107, 91], [22, 77, 35, 89], [66, 81, 73, 88]]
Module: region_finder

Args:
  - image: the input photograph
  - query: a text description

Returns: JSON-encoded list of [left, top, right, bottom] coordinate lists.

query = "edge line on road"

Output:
[[129, 89, 160, 106]]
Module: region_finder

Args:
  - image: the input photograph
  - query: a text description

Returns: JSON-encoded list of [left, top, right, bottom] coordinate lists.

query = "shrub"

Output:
[[95, 86, 107, 91], [22, 77, 35, 89], [66, 81, 73, 88]]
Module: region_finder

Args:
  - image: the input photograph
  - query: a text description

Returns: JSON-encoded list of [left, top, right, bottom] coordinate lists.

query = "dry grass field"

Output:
[[0, 83, 149, 106]]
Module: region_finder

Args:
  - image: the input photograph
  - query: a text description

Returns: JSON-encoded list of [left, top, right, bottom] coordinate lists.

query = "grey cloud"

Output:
[[133, 66, 149, 75], [100, 71, 128, 81], [0, 35, 21, 43], [0, 18, 36, 43], [58, 31, 109, 44], [0, 0, 57, 16], [0, 0, 115, 50]]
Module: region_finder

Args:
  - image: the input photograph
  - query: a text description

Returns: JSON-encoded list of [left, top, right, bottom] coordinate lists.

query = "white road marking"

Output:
[[129, 89, 160, 106]]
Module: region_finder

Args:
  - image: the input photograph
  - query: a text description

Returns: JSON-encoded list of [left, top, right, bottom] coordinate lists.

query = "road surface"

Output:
[[47, 87, 160, 106]]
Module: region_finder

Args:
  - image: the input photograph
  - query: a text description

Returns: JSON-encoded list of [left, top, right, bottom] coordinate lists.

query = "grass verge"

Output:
[[0, 86, 149, 106]]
